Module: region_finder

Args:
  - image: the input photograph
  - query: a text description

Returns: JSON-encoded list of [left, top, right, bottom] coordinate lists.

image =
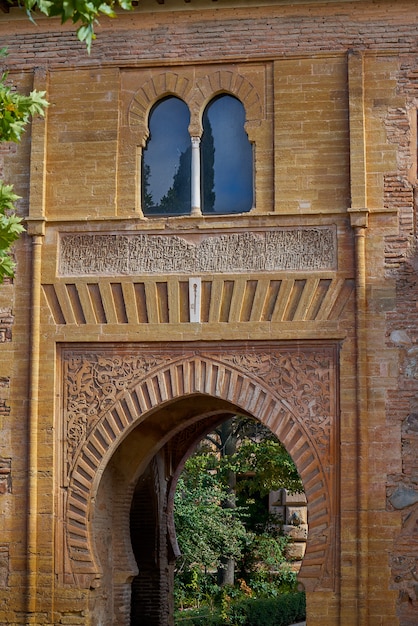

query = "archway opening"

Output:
[[82, 337, 338, 626], [125, 404, 307, 626], [171, 415, 307, 625]]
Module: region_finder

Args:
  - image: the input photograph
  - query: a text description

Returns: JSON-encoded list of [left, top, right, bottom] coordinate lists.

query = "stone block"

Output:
[[269, 505, 285, 521], [283, 524, 308, 541], [286, 506, 308, 526], [285, 541, 306, 561], [268, 489, 284, 506], [282, 490, 307, 505]]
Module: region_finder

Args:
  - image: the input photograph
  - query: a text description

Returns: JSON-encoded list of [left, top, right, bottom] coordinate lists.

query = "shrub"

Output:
[[238, 593, 306, 626], [174, 591, 306, 626]]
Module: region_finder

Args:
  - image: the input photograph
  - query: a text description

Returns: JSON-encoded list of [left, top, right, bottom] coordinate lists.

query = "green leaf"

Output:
[[0, 49, 47, 282], [0, 213, 25, 249], [0, 252, 16, 281], [98, 3, 115, 17], [0, 183, 20, 213], [35, 0, 54, 14], [0, 75, 48, 142], [0, 177, 24, 283], [76, 23, 96, 53]]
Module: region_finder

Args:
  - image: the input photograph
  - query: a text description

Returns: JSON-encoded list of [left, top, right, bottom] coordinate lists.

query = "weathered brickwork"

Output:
[[381, 55, 418, 624], [1, 4, 418, 70], [0, 1, 417, 625], [0, 309, 14, 343], [0, 457, 12, 495], [386, 266, 418, 624]]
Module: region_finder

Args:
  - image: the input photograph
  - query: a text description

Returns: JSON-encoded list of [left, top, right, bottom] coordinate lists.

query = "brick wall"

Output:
[[1, 2, 418, 69]]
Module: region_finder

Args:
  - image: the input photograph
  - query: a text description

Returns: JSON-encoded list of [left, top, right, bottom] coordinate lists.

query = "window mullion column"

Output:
[[191, 136, 202, 216]]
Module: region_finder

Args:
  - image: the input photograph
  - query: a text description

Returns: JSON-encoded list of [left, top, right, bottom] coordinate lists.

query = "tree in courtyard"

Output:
[[0, 52, 48, 282], [206, 417, 302, 586], [201, 115, 216, 213], [142, 163, 153, 212], [174, 451, 247, 585]]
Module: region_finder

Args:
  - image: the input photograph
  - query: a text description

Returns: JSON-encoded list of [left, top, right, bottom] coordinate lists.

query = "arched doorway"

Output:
[[61, 342, 339, 625]]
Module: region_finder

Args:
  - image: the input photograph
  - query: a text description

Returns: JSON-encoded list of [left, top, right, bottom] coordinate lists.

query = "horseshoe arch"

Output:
[[61, 342, 339, 593]]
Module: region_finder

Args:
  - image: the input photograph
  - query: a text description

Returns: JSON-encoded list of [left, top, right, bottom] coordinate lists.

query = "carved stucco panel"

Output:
[[63, 345, 335, 480], [64, 354, 173, 478], [216, 350, 333, 464], [59, 228, 337, 276]]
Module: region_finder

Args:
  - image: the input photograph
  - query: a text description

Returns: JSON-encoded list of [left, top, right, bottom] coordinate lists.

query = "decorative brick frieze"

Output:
[[43, 274, 354, 327]]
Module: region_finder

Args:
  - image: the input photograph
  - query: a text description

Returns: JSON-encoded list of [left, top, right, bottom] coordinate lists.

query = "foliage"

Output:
[[238, 530, 295, 586], [157, 146, 191, 215], [201, 115, 216, 213], [142, 164, 153, 212], [174, 418, 304, 622], [236, 592, 306, 626], [0, 184, 24, 279], [0, 70, 47, 143], [174, 453, 248, 577], [205, 419, 303, 497], [22, 0, 133, 52], [0, 56, 48, 281], [233, 438, 303, 497], [174, 591, 306, 626]]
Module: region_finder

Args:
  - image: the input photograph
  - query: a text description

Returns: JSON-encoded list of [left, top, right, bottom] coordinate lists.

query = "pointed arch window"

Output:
[[142, 94, 253, 217]]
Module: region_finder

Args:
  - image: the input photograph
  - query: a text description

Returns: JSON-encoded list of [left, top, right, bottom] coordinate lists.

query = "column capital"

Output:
[[348, 207, 369, 229], [25, 217, 46, 237]]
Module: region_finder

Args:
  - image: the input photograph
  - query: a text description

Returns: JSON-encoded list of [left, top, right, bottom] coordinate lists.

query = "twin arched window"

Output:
[[142, 94, 253, 216]]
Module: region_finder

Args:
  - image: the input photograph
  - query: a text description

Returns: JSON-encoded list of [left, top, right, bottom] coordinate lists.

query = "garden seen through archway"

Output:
[[172, 416, 307, 625]]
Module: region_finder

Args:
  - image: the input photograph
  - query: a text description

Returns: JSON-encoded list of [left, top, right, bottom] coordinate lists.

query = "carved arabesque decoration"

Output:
[[64, 345, 334, 477], [59, 229, 337, 276], [64, 354, 173, 476], [216, 350, 333, 460]]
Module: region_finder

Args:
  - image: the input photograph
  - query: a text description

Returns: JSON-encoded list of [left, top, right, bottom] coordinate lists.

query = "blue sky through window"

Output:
[[142, 94, 253, 215], [143, 97, 190, 211], [202, 95, 253, 214]]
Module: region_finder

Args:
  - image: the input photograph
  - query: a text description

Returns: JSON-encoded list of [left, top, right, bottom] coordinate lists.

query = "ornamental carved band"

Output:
[[62, 343, 339, 592], [59, 228, 337, 276]]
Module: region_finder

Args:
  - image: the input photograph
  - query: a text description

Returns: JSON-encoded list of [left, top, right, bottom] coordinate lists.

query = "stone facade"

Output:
[[0, 0, 417, 624]]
